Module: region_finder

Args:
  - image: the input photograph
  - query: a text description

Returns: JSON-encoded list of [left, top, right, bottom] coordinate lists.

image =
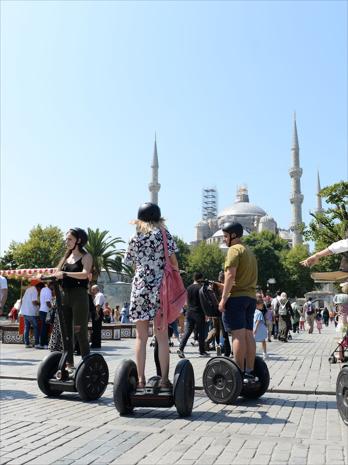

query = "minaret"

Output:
[[289, 113, 303, 246], [148, 136, 161, 205], [316, 171, 324, 214]]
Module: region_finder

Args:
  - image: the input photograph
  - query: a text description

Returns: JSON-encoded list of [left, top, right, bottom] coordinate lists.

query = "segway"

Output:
[[113, 337, 195, 416], [37, 277, 109, 401], [203, 356, 270, 404], [336, 362, 348, 426]]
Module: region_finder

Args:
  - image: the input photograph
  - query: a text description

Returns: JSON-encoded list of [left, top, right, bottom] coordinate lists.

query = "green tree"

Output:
[[86, 228, 125, 282], [0, 250, 21, 314], [281, 245, 314, 297], [9, 225, 65, 269], [303, 181, 348, 272], [243, 231, 290, 293], [187, 242, 225, 282], [173, 236, 191, 286]]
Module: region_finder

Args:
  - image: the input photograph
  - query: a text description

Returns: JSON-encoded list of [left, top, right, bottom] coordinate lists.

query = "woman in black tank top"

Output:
[[53, 228, 93, 372]]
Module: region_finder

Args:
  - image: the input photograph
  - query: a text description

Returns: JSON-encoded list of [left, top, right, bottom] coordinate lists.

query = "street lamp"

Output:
[[267, 278, 276, 294]]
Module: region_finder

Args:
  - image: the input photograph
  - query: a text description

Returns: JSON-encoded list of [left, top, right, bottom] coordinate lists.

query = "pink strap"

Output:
[[160, 228, 169, 263]]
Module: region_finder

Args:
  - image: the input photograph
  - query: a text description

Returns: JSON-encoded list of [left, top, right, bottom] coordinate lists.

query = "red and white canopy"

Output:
[[0, 268, 57, 279]]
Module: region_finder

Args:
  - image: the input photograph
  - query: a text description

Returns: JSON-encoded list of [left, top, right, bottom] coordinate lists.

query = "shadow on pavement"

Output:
[[0, 359, 39, 366], [1, 390, 36, 400]]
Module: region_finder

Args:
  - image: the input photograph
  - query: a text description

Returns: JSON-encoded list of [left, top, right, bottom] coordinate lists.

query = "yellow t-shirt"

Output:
[[224, 243, 257, 298]]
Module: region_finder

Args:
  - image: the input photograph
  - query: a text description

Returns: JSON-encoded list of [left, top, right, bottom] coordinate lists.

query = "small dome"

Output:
[[278, 229, 292, 240], [260, 215, 275, 223]]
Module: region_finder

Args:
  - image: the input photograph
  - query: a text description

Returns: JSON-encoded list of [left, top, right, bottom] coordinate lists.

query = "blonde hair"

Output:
[[130, 218, 166, 235]]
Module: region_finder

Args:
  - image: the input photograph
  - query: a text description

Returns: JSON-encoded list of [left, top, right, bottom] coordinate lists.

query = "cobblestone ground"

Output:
[[0, 325, 347, 464]]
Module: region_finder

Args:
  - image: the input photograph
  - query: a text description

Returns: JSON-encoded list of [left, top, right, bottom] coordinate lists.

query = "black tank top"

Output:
[[62, 257, 88, 289]]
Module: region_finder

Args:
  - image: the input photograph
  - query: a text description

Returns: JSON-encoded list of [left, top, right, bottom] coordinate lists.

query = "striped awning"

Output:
[[0, 268, 57, 279]]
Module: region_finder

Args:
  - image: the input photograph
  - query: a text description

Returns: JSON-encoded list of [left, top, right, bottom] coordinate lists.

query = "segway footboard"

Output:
[[131, 376, 174, 408]]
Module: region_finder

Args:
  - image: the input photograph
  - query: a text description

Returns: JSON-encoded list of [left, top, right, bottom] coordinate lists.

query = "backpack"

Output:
[[306, 302, 314, 315], [278, 303, 288, 316], [155, 228, 187, 331], [199, 282, 220, 317]]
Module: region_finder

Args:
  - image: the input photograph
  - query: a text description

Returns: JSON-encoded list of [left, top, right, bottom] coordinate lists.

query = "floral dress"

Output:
[[124, 227, 177, 322]]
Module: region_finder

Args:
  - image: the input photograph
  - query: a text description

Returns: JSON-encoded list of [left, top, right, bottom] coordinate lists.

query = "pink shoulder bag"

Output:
[[154, 228, 187, 331]]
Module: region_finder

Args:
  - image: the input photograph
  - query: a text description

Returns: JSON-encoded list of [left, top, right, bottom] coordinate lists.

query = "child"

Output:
[[315, 311, 323, 334], [254, 297, 268, 360]]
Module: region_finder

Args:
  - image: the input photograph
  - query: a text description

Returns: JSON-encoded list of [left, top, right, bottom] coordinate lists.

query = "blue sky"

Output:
[[1, 0, 347, 255]]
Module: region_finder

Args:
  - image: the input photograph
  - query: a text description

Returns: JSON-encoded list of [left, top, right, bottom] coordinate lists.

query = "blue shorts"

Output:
[[222, 296, 256, 332]]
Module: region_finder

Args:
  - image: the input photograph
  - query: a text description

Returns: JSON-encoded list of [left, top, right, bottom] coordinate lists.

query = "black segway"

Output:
[[203, 356, 270, 404], [336, 363, 348, 426], [37, 277, 109, 401], [113, 337, 195, 416]]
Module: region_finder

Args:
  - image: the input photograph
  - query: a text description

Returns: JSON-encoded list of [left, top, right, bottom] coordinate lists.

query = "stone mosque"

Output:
[[148, 116, 324, 249]]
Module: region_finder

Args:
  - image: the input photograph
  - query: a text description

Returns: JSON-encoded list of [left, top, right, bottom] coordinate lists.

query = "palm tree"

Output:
[[86, 228, 126, 282]]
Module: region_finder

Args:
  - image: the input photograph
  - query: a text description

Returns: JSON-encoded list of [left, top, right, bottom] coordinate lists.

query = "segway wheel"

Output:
[[173, 359, 195, 417], [336, 365, 348, 426], [37, 352, 63, 397], [75, 354, 109, 401], [240, 356, 270, 399], [113, 359, 138, 415], [203, 357, 242, 404]]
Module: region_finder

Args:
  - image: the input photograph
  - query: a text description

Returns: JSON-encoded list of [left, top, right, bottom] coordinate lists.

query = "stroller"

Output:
[[329, 328, 348, 364]]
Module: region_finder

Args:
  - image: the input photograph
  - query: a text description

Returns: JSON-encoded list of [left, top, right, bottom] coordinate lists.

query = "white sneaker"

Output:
[[263, 352, 269, 360], [34, 344, 41, 349]]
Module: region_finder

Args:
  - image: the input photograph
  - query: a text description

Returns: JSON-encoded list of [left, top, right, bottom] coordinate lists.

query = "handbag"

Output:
[[154, 228, 187, 331]]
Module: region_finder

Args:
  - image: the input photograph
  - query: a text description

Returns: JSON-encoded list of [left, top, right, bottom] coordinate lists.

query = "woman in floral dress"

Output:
[[124, 202, 179, 389]]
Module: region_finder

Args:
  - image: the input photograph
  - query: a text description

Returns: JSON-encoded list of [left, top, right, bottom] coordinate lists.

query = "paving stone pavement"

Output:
[[0, 324, 347, 464]]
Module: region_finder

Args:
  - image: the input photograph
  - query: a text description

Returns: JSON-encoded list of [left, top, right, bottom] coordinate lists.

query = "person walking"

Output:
[[53, 228, 92, 375], [218, 222, 258, 383], [304, 297, 315, 334], [0, 275, 8, 317], [20, 279, 41, 348], [264, 302, 274, 342], [275, 292, 292, 342], [90, 285, 105, 348], [291, 301, 301, 334], [38, 283, 53, 349], [123, 202, 179, 389], [253, 296, 268, 360], [322, 307, 330, 327], [316, 310, 323, 334], [120, 303, 130, 323], [177, 272, 210, 358]]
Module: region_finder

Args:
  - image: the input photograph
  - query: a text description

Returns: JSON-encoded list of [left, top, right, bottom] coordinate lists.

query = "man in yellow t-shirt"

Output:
[[218, 222, 258, 383]]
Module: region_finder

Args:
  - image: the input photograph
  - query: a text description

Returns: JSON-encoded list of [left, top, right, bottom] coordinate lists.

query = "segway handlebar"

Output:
[[40, 275, 58, 282]]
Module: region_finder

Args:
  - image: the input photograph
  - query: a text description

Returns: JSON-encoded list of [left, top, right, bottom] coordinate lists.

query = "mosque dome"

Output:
[[217, 186, 267, 220], [218, 202, 267, 219]]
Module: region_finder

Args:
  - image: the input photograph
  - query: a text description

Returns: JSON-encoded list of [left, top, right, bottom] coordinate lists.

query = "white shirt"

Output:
[[0, 276, 8, 305], [39, 287, 52, 313], [20, 286, 38, 317], [93, 292, 105, 308], [328, 239, 348, 254]]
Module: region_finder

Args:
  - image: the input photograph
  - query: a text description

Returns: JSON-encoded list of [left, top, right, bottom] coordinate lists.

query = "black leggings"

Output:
[[62, 287, 90, 364]]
